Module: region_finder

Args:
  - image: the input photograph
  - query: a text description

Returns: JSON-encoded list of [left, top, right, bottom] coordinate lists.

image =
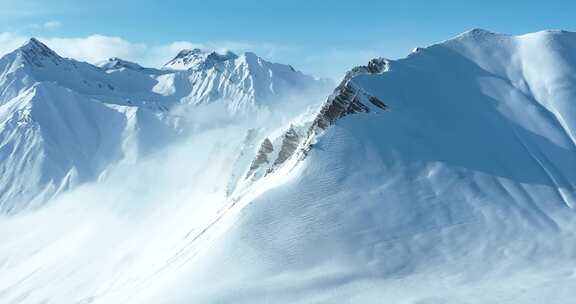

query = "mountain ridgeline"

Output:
[[142, 29, 576, 303]]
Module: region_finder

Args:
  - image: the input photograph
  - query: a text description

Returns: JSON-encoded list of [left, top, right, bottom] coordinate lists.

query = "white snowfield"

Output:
[[1, 29, 576, 304]]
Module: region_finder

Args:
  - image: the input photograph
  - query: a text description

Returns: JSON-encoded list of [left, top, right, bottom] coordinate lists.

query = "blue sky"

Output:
[[1, 0, 575, 78]]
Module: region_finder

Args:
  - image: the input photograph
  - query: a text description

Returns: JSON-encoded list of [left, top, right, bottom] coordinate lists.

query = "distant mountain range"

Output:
[[0, 38, 330, 212]]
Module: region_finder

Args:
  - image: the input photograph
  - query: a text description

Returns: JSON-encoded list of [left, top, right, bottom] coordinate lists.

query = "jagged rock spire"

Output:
[[16, 38, 62, 67]]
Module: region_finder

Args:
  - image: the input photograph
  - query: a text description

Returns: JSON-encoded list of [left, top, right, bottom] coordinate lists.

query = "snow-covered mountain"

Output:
[[1, 29, 576, 304], [0, 38, 330, 212], [137, 29, 576, 303], [163, 48, 239, 70], [159, 48, 331, 111]]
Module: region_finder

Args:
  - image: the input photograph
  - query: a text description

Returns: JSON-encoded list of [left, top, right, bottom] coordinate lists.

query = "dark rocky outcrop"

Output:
[[246, 138, 274, 178], [273, 127, 300, 167], [18, 38, 63, 67], [242, 57, 390, 183], [310, 57, 389, 132], [369, 96, 387, 110], [312, 83, 369, 130]]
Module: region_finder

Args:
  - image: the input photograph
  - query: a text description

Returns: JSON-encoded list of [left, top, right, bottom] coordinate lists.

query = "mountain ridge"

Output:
[[0, 37, 330, 212], [139, 29, 576, 303]]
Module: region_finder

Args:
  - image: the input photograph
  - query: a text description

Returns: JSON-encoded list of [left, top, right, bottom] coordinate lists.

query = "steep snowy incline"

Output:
[[136, 30, 576, 303]]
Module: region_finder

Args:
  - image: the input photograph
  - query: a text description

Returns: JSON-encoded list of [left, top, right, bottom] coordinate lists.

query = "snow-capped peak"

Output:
[[13, 38, 63, 67], [163, 48, 238, 70]]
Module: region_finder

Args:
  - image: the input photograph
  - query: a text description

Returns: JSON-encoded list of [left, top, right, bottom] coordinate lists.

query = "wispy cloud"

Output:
[[0, 32, 375, 79], [26, 20, 63, 31], [42, 20, 62, 30], [43, 35, 148, 64], [0, 32, 192, 67], [0, 32, 28, 56], [0, 32, 297, 68]]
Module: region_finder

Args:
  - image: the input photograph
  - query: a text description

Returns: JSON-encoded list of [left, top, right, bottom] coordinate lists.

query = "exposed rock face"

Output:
[[239, 57, 390, 186], [280, 57, 390, 167], [312, 84, 369, 130], [368, 95, 387, 109], [17, 38, 63, 67], [273, 127, 300, 167], [246, 138, 274, 177], [311, 57, 389, 131], [240, 126, 304, 184], [366, 57, 388, 74]]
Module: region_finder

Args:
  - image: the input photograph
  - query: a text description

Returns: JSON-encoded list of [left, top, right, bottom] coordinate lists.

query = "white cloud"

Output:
[[0, 32, 294, 68], [0, 32, 28, 56], [0, 32, 364, 79], [26, 20, 63, 31], [43, 21, 62, 30], [43, 35, 148, 64], [0, 32, 165, 66]]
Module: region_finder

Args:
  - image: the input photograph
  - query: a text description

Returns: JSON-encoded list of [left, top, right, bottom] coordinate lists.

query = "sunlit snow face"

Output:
[[0, 104, 249, 303], [0, 82, 330, 303]]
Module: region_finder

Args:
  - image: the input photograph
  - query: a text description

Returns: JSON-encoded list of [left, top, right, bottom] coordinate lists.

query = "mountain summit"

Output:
[[163, 48, 239, 70], [14, 38, 63, 67]]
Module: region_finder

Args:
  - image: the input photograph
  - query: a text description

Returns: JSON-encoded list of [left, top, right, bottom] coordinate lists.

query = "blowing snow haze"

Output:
[[0, 27, 576, 304]]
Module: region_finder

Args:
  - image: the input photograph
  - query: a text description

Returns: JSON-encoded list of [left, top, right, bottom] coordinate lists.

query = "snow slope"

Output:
[[136, 29, 576, 303], [0, 39, 329, 212]]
